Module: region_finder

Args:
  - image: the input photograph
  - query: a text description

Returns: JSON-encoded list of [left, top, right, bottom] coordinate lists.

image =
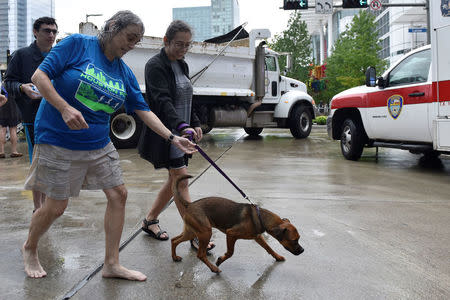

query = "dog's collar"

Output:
[[254, 205, 265, 232]]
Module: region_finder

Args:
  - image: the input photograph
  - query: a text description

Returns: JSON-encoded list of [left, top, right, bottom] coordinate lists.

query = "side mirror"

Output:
[[285, 54, 293, 72], [365, 67, 376, 87]]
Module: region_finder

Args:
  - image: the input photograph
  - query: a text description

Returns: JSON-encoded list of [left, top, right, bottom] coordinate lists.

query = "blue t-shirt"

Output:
[[36, 34, 149, 150]]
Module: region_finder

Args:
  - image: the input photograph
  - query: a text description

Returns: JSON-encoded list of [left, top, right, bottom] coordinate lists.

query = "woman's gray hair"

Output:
[[165, 20, 192, 42], [98, 10, 144, 49]]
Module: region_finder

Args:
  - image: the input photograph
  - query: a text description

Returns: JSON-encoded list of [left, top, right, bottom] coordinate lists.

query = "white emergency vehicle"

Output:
[[327, 1, 450, 160]]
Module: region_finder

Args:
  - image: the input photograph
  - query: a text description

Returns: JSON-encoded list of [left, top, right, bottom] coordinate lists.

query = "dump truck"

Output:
[[91, 25, 316, 148]]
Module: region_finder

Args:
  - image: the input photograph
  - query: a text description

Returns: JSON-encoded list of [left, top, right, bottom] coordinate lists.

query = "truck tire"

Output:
[[289, 105, 312, 139], [201, 123, 213, 134], [109, 108, 142, 149], [340, 118, 364, 161], [244, 127, 263, 136], [422, 150, 441, 159]]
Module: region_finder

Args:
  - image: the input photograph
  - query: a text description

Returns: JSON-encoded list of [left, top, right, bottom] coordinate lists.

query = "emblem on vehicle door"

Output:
[[387, 95, 403, 119]]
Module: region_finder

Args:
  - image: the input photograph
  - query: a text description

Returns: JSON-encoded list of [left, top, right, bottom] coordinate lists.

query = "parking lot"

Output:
[[0, 126, 449, 299]]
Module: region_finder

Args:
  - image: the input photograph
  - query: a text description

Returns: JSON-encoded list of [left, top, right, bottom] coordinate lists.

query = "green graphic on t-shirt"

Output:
[[75, 63, 127, 113], [76, 83, 115, 113]]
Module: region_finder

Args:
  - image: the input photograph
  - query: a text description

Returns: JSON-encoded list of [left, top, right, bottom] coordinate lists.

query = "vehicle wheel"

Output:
[[109, 108, 142, 149], [197, 105, 212, 134], [244, 127, 263, 136], [340, 118, 364, 161], [422, 150, 441, 159], [289, 105, 312, 139], [201, 123, 213, 134]]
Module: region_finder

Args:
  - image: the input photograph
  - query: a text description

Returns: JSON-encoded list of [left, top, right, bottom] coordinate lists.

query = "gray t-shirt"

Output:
[[169, 61, 193, 160]]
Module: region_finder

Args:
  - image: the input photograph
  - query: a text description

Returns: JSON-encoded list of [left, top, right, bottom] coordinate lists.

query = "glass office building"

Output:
[[0, 0, 55, 65], [173, 6, 212, 42], [173, 0, 240, 41]]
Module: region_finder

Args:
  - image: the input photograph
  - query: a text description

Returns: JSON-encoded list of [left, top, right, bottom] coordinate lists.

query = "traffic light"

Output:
[[283, 0, 308, 10], [342, 0, 368, 8]]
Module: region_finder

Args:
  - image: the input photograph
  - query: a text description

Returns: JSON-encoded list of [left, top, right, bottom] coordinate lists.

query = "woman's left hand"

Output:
[[172, 136, 197, 154], [194, 127, 203, 142]]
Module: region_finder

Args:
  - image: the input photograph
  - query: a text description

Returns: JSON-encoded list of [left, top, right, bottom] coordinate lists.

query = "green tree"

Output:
[[269, 12, 312, 83], [324, 10, 387, 101]]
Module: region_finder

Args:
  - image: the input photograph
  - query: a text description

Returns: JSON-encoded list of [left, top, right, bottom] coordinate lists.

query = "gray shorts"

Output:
[[24, 142, 123, 200]]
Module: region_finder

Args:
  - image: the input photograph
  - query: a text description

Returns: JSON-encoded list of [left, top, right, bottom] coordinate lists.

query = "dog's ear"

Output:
[[282, 218, 291, 223], [272, 226, 287, 241]]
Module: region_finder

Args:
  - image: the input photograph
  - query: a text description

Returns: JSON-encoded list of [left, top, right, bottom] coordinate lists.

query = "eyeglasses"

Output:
[[41, 28, 58, 35], [172, 41, 192, 50]]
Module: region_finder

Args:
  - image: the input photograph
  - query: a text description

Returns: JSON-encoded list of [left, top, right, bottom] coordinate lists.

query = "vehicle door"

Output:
[[366, 48, 432, 142], [263, 55, 280, 103]]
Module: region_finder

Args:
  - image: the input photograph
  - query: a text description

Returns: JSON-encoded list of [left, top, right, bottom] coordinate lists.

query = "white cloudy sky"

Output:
[[54, 0, 294, 39]]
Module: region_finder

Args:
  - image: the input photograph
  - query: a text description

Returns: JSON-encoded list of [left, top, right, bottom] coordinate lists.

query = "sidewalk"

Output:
[[1, 127, 449, 300]]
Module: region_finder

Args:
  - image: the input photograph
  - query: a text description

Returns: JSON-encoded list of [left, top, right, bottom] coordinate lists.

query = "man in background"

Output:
[[4, 17, 58, 212]]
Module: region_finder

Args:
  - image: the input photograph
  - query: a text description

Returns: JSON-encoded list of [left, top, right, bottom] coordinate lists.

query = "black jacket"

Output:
[[4, 42, 45, 124], [138, 48, 200, 169]]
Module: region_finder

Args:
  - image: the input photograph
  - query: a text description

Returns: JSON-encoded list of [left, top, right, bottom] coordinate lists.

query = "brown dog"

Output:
[[171, 175, 304, 273]]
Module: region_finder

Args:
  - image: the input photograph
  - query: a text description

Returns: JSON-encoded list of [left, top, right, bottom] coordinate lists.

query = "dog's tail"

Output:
[[172, 174, 193, 209]]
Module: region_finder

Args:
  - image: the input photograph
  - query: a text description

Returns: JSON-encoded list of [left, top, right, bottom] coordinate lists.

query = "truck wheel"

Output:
[[109, 108, 142, 149], [340, 118, 364, 161], [201, 123, 213, 134], [244, 127, 263, 136], [422, 150, 441, 159], [289, 105, 312, 139]]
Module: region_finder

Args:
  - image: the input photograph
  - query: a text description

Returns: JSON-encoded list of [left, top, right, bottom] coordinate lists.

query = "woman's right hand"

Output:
[[172, 135, 197, 154], [61, 106, 89, 130], [21, 83, 42, 100]]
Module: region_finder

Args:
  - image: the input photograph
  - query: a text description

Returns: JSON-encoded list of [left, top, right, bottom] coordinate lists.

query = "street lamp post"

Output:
[[85, 14, 103, 23]]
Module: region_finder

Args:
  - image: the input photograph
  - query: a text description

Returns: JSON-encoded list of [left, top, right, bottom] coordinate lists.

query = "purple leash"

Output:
[[185, 132, 263, 228], [194, 144, 265, 229], [194, 143, 255, 205]]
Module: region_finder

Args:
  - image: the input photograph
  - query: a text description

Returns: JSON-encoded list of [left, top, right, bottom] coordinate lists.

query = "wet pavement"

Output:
[[0, 126, 449, 299]]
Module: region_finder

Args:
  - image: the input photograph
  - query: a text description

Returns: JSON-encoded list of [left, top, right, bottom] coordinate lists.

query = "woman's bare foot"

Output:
[[102, 264, 147, 281], [22, 243, 47, 278]]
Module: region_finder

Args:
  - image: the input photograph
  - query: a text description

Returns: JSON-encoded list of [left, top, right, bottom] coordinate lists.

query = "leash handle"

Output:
[[195, 144, 252, 203]]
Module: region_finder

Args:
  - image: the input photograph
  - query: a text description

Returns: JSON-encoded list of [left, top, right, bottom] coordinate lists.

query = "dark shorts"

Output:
[[168, 155, 188, 169]]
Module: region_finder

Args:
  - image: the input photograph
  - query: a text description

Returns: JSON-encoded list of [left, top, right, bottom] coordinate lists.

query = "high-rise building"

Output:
[[302, 0, 427, 66], [173, 6, 211, 41], [173, 0, 240, 42], [0, 0, 55, 66]]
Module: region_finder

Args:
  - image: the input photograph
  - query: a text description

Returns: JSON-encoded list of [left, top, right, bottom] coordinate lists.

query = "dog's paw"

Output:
[[172, 256, 182, 262], [216, 257, 224, 266], [210, 266, 221, 273], [275, 255, 285, 261]]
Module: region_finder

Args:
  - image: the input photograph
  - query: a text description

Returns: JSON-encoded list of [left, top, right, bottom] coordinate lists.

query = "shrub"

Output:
[[313, 116, 327, 125]]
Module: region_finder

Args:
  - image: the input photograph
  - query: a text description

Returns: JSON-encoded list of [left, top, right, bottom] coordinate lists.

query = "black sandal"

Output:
[[142, 219, 169, 240], [190, 237, 215, 255]]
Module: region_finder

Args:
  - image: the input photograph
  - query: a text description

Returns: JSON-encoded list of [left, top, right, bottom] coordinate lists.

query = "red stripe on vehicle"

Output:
[[331, 93, 367, 109], [332, 84, 434, 109], [432, 80, 450, 102]]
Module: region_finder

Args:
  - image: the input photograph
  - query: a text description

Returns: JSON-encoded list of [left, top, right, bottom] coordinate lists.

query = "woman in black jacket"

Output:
[[138, 20, 214, 251]]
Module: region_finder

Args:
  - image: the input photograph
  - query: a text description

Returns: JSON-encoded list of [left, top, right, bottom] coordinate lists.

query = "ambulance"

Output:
[[327, 1, 450, 161]]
